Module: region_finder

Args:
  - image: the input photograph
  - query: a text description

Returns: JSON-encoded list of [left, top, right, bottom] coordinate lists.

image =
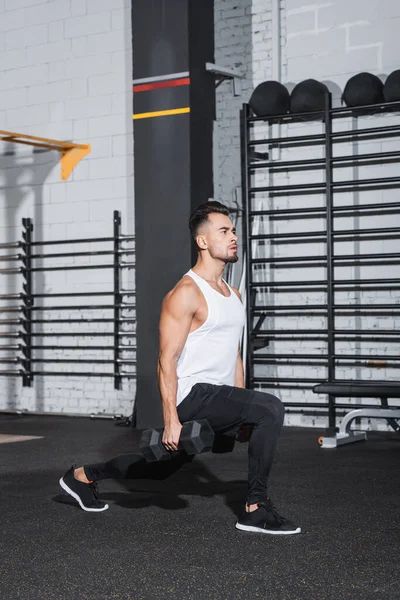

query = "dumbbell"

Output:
[[140, 419, 215, 463]]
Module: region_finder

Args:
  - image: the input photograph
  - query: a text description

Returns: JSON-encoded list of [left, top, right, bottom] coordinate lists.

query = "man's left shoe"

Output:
[[236, 499, 301, 535], [59, 466, 109, 512]]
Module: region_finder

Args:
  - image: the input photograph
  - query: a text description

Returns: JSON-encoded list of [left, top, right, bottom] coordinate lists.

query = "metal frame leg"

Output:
[[320, 408, 400, 448]]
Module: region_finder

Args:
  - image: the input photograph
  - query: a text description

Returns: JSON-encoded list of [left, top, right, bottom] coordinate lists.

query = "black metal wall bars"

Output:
[[241, 96, 400, 427], [0, 211, 135, 390]]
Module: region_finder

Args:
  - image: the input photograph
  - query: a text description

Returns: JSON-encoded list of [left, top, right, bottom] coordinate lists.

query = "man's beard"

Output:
[[209, 248, 240, 264]]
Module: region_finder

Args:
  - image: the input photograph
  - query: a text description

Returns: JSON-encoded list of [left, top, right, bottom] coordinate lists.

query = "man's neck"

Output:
[[192, 257, 226, 284]]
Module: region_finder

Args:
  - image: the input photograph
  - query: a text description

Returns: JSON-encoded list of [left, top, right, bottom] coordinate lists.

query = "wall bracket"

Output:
[[0, 129, 91, 181], [205, 62, 245, 96]]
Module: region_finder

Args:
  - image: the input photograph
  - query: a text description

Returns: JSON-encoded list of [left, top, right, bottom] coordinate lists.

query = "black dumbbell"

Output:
[[210, 425, 252, 454], [140, 419, 215, 462]]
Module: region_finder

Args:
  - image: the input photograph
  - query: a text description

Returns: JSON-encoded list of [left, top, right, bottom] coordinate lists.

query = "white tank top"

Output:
[[176, 269, 246, 405]]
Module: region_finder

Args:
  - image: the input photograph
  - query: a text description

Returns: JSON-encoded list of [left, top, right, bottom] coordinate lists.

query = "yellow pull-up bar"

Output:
[[0, 130, 91, 181]]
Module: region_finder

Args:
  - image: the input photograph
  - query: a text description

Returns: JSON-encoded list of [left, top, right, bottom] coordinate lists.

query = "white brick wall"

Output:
[[215, 0, 400, 430], [0, 0, 135, 416], [214, 0, 274, 210], [285, 0, 400, 95], [214, 0, 400, 216], [282, 0, 400, 429]]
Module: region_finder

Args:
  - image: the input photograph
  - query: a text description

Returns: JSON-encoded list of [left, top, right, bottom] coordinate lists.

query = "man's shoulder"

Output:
[[163, 274, 201, 306]]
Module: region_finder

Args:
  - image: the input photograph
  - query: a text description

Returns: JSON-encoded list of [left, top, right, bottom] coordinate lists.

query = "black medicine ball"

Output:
[[342, 72, 384, 107], [383, 69, 400, 102], [249, 81, 290, 117], [290, 79, 329, 114]]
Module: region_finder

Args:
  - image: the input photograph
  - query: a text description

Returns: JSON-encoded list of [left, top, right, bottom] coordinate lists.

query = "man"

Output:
[[59, 201, 300, 535]]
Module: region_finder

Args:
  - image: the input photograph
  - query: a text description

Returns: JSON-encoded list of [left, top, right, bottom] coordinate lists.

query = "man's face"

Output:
[[197, 213, 239, 263]]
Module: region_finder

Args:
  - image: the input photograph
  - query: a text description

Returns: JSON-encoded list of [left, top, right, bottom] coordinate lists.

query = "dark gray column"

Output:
[[132, 0, 215, 428]]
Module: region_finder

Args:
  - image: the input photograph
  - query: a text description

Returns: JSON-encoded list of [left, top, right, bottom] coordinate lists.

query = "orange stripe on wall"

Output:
[[133, 107, 190, 120]]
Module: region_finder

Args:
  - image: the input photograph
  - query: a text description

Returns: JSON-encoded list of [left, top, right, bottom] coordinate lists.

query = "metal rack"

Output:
[[0, 211, 135, 390], [241, 96, 400, 428]]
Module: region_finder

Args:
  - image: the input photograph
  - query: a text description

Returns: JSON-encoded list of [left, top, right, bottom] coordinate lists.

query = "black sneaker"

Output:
[[236, 499, 301, 535], [59, 466, 109, 512]]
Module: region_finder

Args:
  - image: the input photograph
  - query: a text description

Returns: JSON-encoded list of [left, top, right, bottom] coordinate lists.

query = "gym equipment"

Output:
[[0, 211, 136, 394], [249, 81, 290, 117], [314, 382, 400, 448], [342, 72, 384, 107], [212, 431, 237, 453], [290, 79, 328, 114], [240, 91, 400, 433], [140, 419, 215, 462], [0, 129, 90, 181], [383, 69, 400, 102]]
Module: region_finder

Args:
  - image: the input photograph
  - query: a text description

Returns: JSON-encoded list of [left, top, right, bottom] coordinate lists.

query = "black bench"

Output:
[[313, 381, 400, 448]]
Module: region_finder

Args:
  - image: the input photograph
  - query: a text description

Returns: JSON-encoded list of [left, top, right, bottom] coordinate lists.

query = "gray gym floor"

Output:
[[0, 414, 399, 600]]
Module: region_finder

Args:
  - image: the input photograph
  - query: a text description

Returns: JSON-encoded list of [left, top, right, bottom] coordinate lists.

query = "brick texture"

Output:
[[214, 0, 400, 429], [0, 0, 134, 416]]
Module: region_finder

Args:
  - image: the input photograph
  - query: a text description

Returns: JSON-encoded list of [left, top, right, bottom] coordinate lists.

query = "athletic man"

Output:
[[59, 201, 300, 535]]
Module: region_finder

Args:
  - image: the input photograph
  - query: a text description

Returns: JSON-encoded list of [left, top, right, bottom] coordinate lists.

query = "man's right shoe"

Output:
[[59, 466, 109, 512]]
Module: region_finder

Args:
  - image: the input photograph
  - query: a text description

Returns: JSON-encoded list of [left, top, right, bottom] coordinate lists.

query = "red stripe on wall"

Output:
[[133, 77, 190, 93]]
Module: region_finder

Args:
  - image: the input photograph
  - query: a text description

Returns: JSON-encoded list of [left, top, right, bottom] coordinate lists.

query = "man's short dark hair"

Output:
[[189, 201, 230, 244]]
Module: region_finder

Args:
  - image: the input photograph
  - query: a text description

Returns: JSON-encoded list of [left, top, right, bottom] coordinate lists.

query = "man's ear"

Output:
[[197, 235, 207, 250]]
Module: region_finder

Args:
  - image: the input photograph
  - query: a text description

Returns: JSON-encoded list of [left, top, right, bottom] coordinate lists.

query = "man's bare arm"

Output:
[[231, 286, 245, 389], [158, 281, 198, 451]]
